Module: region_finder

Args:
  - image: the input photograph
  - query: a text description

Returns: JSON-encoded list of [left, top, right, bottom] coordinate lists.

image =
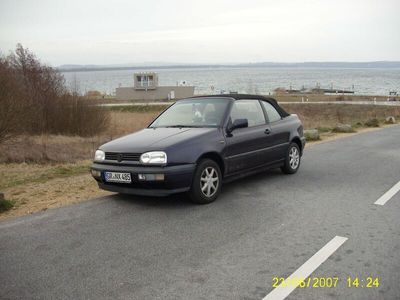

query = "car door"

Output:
[[260, 100, 291, 162], [224, 99, 272, 174]]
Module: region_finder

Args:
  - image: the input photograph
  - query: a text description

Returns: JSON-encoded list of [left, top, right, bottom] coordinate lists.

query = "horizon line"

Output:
[[58, 61, 400, 72]]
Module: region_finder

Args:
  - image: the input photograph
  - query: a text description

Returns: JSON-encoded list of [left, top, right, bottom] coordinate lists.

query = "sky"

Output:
[[1, 0, 400, 66]]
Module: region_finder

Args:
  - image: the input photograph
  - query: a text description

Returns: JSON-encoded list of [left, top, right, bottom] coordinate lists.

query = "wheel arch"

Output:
[[291, 137, 303, 155], [197, 152, 225, 176]]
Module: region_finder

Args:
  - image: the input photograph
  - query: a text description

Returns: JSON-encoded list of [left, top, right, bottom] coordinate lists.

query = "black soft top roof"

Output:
[[185, 94, 290, 118]]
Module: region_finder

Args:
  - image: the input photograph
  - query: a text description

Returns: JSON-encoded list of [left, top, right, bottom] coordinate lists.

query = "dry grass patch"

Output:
[[0, 173, 111, 220], [0, 111, 159, 163], [0, 161, 91, 190], [0, 135, 103, 163], [281, 103, 400, 129], [274, 93, 391, 103], [106, 111, 160, 138], [0, 160, 114, 220]]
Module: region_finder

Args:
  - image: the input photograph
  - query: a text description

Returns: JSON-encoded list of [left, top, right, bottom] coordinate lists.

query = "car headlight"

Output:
[[94, 150, 105, 162], [140, 151, 167, 164]]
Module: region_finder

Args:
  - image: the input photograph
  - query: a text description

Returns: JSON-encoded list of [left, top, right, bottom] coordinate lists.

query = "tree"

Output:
[[0, 44, 110, 144], [0, 58, 24, 143]]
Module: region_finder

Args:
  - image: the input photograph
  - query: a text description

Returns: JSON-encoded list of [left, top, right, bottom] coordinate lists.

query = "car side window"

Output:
[[261, 101, 282, 123], [230, 100, 266, 127]]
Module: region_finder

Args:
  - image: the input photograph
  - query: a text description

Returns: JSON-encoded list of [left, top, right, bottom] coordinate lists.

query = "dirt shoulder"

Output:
[[0, 161, 111, 220]]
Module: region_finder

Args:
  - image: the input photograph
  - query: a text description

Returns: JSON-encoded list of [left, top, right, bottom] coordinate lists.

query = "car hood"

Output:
[[100, 127, 216, 153]]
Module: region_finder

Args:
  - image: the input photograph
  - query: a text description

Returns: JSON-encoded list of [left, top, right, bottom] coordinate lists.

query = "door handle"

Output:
[[264, 128, 271, 134]]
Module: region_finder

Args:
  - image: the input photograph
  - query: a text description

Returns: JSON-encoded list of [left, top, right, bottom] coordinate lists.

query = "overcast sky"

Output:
[[1, 0, 399, 66]]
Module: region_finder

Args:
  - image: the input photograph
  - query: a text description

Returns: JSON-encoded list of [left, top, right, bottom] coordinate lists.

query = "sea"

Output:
[[61, 67, 400, 96]]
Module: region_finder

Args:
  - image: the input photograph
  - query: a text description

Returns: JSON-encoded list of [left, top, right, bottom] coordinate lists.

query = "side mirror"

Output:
[[227, 118, 248, 134]]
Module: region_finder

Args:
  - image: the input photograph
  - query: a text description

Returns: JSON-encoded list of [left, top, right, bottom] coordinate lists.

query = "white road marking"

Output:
[[374, 181, 400, 206], [262, 236, 348, 300]]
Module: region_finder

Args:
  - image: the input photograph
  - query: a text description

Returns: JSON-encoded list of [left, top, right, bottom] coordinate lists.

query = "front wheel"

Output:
[[281, 142, 301, 174], [189, 159, 222, 204]]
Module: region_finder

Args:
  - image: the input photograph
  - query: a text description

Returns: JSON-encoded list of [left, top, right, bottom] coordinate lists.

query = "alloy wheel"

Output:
[[289, 146, 300, 170], [200, 167, 219, 197]]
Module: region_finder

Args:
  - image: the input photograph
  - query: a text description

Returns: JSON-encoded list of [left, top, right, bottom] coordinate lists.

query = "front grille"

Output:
[[105, 152, 141, 162]]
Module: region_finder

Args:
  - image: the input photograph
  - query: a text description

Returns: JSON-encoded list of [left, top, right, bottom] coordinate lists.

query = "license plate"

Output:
[[104, 172, 132, 183]]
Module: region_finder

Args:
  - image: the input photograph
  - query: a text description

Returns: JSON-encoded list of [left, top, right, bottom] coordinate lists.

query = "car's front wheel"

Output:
[[189, 159, 222, 204], [281, 142, 301, 174]]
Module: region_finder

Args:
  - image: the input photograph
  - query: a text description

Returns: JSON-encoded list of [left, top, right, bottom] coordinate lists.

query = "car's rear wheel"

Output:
[[189, 159, 222, 204], [281, 142, 301, 174]]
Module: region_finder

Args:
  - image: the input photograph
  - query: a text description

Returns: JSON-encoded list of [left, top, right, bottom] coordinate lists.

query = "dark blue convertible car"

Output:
[[91, 94, 305, 203]]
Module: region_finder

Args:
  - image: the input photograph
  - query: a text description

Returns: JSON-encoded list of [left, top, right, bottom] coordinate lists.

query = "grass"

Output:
[[0, 111, 158, 163], [316, 127, 332, 133], [106, 111, 160, 138], [304, 135, 319, 142], [0, 161, 90, 190], [0, 199, 14, 213], [273, 93, 392, 103], [280, 103, 400, 129], [331, 126, 355, 133]]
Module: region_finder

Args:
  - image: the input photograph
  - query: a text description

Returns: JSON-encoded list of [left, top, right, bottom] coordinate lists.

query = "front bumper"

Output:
[[91, 163, 196, 196]]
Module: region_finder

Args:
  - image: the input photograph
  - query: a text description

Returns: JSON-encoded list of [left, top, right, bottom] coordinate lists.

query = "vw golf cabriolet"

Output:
[[91, 94, 305, 204]]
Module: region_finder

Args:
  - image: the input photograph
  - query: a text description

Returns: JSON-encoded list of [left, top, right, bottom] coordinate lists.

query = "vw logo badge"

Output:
[[117, 154, 123, 162]]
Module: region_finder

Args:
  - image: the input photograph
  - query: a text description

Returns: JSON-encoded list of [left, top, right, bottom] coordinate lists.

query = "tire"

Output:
[[189, 159, 222, 204], [281, 142, 301, 174]]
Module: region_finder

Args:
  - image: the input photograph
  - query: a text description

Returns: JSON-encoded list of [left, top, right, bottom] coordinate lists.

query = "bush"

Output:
[[0, 44, 110, 143], [304, 129, 320, 141], [364, 118, 380, 127], [0, 197, 14, 213], [108, 104, 169, 113], [317, 127, 332, 133], [332, 124, 354, 133]]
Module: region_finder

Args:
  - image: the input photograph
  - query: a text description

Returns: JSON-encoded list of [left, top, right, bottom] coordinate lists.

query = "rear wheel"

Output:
[[281, 142, 301, 174], [189, 159, 222, 204]]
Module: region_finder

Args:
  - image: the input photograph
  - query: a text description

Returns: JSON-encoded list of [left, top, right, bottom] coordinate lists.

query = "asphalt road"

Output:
[[1, 125, 400, 300]]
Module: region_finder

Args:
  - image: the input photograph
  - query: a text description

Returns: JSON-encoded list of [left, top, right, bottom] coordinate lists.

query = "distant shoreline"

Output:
[[58, 61, 400, 73]]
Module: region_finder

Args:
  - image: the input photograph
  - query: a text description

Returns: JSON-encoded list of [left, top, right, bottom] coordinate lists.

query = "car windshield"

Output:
[[149, 98, 230, 128]]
